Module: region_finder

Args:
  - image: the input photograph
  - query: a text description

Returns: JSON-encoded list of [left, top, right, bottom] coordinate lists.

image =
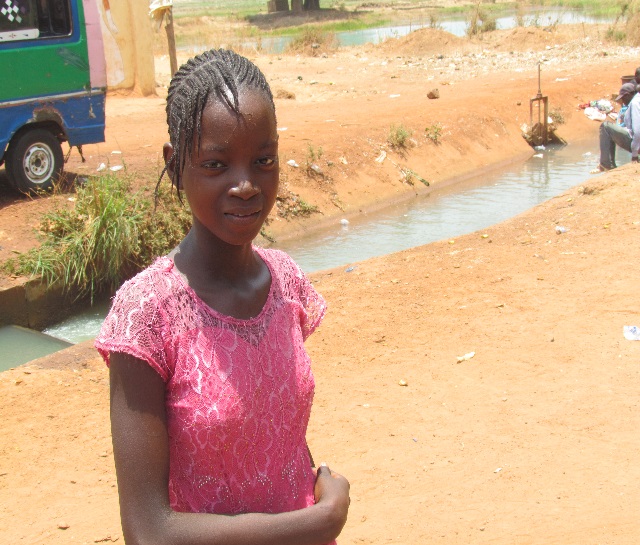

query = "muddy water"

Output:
[[3, 139, 626, 365], [275, 141, 622, 272]]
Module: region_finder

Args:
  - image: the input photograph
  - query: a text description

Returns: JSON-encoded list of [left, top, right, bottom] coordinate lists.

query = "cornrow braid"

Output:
[[156, 49, 275, 199]]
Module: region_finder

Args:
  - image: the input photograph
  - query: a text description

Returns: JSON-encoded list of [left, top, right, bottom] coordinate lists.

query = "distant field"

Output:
[[171, 0, 624, 21]]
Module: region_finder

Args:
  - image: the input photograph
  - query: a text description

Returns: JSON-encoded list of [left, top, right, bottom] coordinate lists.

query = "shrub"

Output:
[[388, 124, 413, 149], [285, 27, 337, 56], [466, 7, 497, 36], [3, 173, 191, 300]]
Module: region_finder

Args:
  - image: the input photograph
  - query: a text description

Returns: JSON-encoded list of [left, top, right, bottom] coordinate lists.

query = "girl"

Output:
[[95, 49, 350, 545]]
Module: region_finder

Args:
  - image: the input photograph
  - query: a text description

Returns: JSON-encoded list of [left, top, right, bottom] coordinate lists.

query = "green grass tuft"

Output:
[[3, 173, 191, 301]]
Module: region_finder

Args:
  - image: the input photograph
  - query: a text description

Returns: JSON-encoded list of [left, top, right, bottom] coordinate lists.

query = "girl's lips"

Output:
[[224, 209, 262, 223]]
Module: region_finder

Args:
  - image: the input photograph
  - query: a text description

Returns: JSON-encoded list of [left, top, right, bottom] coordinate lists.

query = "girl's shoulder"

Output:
[[255, 247, 304, 279], [114, 256, 181, 303]]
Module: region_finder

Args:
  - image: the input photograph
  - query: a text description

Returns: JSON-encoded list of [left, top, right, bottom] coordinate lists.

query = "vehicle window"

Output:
[[42, 0, 71, 35], [0, 0, 71, 42]]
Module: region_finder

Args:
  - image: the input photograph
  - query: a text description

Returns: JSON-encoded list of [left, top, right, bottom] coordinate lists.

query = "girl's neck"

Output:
[[173, 228, 259, 286], [171, 229, 272, 320]]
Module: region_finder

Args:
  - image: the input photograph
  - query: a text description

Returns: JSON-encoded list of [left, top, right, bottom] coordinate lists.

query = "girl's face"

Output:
[[170, 89, 279, 248]]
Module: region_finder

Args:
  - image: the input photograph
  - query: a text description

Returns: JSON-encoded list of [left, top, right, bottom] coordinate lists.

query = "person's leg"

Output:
[[599, 122, 632, 169], [599, 122, 617, 169]]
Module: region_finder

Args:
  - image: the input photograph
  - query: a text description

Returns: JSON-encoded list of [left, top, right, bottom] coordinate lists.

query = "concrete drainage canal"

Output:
[[0, 140, 630, 370]]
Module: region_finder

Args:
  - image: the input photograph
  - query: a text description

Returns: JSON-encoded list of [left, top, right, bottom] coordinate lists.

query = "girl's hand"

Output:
[[313, 463, 350, 534]]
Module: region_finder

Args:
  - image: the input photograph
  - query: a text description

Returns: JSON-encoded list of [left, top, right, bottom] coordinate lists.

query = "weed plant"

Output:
[[276, 193, 320, 219], [3, 174, 191, 301], [401, 168, 429, 187], [388, 124, 413, 149], [466, 5, 497, 36], [285, 27, 337, 55], [425, 123, 443, 144], [305, 144, 326, 176]]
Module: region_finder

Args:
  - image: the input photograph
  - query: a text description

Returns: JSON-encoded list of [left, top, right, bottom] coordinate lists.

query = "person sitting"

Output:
[[593, 82, 639, 172]]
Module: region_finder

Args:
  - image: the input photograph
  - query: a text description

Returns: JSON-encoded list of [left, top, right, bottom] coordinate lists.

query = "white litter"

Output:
[[286, 159, 299, 168], [623, 326, 640, 340], [456, 351, 475, 363]]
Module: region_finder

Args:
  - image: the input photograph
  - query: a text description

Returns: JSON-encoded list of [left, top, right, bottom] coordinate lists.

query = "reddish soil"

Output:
[[1, 24, 639, 545]]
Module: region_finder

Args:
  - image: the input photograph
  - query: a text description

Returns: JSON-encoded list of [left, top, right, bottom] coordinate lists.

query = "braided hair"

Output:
[[158, 49, 275, 196]]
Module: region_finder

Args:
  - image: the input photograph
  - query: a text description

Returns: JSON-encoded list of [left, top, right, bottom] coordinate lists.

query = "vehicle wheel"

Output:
[[5, 128, 64, 193]]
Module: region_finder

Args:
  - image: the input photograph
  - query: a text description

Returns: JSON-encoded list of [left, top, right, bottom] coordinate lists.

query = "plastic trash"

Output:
[[456, 351, 475, 363], [340, 218, 349, 226], [555, 226, 568, 234], [286, 159, 299, 168], [623, 325, 640, 340]]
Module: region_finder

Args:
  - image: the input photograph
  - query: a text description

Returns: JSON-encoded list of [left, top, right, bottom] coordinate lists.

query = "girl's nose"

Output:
[[229, 179, 260, 200]]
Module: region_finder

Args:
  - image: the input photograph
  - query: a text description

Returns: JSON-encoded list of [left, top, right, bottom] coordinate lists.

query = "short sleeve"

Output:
[[290, 257, 327, 341], [94, 270, 173, 382]]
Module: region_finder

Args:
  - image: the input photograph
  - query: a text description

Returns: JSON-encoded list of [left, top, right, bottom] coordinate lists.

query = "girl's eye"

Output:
[[257, 156, 277, 167], [203, 160, 225, 169]]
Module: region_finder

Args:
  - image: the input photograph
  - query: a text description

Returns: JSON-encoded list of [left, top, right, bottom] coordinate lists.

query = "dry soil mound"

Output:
[[375, 27, 474, 57]]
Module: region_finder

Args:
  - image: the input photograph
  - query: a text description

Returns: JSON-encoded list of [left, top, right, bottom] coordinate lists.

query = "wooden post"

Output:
[[165, 8, 178, 78]]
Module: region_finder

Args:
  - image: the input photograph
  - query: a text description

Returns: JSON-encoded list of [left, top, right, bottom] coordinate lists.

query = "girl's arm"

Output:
[[109, 352, 350, 545]]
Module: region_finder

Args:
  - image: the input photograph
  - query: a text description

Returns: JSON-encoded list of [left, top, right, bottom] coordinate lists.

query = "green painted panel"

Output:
[[0, 1, 89, 102]]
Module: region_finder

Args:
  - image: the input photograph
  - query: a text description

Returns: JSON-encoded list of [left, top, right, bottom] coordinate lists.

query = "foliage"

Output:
[[285, 27, 337, 56], [2, 174, 191, 300], [428, 12, 442, 29], [549, 107, 566, 125], [304, 143, 328, 177], [306, 143, 324, 165], [388, 124, 413, 149], [275, 191, 321, 219], [425, 123, 443, 144], [466, 4, 497, 36], [401, 168, 430, 186]]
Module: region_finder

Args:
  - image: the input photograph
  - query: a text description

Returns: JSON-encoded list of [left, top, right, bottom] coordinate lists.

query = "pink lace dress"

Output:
[[95, 247, 330, 528]]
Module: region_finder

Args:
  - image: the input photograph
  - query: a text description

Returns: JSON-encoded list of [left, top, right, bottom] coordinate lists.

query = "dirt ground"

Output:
[[1, 23, 640, 545]]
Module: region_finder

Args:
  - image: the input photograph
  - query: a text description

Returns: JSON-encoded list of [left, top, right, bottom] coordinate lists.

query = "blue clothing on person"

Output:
[[597, 84, 639, 170]]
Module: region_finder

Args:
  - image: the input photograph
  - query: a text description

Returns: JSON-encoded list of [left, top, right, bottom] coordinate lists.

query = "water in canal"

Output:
[[32, 139, 623, 354]]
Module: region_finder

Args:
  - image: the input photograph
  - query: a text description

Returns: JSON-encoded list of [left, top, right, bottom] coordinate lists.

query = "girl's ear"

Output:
[[162, 142, 181, 189]]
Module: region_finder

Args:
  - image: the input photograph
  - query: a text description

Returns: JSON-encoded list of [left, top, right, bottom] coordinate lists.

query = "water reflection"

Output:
[[273, 141, 625, 273]]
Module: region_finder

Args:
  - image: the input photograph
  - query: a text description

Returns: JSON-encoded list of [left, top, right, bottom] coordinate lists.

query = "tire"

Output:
[[5, 128, 64, 193]]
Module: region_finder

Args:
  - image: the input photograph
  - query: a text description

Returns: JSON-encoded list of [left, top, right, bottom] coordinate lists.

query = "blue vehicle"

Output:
[[0, 0, 106, 193]]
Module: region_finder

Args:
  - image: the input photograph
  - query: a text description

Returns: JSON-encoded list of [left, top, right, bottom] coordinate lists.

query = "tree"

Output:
[[304, 0, 320, 9]]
